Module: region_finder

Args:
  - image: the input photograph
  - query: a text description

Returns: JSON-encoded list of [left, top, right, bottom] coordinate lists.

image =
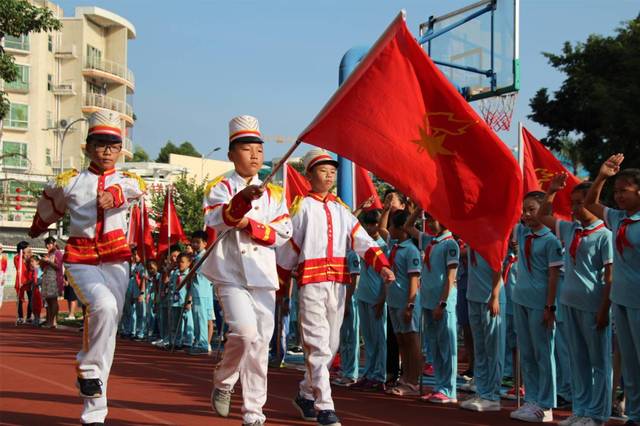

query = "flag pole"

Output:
[[515, 121, 522, 409]]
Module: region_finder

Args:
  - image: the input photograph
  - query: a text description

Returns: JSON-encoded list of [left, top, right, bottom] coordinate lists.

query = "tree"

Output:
[[156, 140, 202, 163], [150, 175, 205, 236], [554, 136, 583, 176], [1, 0, 61, 119], [129, 145, 149, 162], [528, 15, 640, 178]]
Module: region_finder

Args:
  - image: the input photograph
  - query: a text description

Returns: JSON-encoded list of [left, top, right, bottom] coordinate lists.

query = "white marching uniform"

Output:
[[201, 171, 292, 424], [277, 193, 389, 411], [30, 163, 144, 424]]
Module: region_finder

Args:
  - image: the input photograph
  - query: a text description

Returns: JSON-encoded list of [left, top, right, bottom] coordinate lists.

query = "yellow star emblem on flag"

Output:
[[411, 112, 477, 159]]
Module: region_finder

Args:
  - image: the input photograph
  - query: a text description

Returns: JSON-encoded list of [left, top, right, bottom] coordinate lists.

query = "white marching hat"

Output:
[[87, 110, 122, 141], [228, 115, 264, 146], [302, 148, 339, 173]]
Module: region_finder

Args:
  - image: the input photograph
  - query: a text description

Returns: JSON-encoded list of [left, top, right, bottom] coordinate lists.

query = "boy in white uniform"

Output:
[[277, 148, 395, 426], [201, 115, 292, 426], [29, 111, 145, 425]]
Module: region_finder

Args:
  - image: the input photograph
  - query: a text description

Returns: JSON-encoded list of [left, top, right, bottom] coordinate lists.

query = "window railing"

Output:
[[4, 36, 29, 51], [84, 57, 135, 86], [5, 117, 28, 129], [4, 79, 29, 92], [83, 92, 134, 119]]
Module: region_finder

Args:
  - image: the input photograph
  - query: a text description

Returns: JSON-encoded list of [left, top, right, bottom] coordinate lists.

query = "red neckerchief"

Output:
[[502, 254, 517, 285], [524, 233, 542, 272], [569, 223, 605, 263], [616, 217, 640, 259], [389, 244, 400, 270], [424, 233, 453, 272]]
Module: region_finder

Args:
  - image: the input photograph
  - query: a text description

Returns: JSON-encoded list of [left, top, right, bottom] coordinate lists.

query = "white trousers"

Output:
[[214, 284, 275, 424], [65, 262, 129, 424], [298, 281, 346, 411]]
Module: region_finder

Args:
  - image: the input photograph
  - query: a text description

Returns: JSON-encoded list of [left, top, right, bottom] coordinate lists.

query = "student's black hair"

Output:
[[191, 230, 208, 242], [571, 181, 593, 194], [523, 190, 546, 204], [177, 252, 192, 262], [147, 259, 158, 267], [383, 188, 407, 205], [359, 209, 381, 225], [16, 241, 30, 253], [389, 209, 410, 229], [169, 244, 182, 254], [44, 236, 56, 245], [616, 168, 640, 188]]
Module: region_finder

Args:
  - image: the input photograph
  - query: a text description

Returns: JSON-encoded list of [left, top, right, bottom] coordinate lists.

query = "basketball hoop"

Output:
[[477, 92, 518, 132]]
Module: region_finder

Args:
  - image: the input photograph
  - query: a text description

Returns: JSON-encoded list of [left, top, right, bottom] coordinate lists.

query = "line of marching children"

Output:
[[327, 154, 639, 426]]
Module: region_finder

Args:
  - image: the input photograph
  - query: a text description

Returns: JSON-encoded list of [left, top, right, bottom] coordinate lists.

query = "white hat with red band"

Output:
[[302, 148, 339, 173], [228, 115, 264, 145], [87, 111, 122, 141]]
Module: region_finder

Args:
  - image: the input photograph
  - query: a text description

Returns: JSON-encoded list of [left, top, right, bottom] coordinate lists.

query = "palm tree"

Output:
[[555, 136, 582, 176]]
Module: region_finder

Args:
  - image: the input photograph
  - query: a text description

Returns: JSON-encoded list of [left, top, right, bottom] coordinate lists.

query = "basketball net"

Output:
[[477, 92, 518, 132]]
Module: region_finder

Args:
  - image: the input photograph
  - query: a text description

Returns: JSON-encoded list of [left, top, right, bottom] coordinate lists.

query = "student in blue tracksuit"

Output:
[[405, 208, 459, 404], [502, 247, 521, 399], [333, 250, 361, 386], [189, 231, 214, 355], [169, 253, 194, 349], [586, 154, 640, 426], [353, 209, 388, 391], [539, 174, 614, 426], [145, 260, 161, 341], [459, 248, 505, 412], [510, 191, 564, 423]]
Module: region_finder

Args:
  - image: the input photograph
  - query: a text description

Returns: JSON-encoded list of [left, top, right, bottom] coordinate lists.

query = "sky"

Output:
[[61, 0, 639, 161]]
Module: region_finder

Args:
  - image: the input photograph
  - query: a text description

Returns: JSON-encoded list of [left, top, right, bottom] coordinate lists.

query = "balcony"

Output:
[[82, 92, 134, 125], [52, 83, 75, 96], [55, 44, 77, 59], [83, 57, 135, 92], [4, 36, 29, 53], [4, 80, 29, 93]]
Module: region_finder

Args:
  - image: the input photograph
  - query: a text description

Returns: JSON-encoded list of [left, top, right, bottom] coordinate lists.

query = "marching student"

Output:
[[509, 191, 564, 423], [352, 209, 389, 391], [459, 246, 505, 412], [28, 110, 145, 425], [405, 208, 460, 404], [277, 148, 394, 426], [538, 173, 613, 426], [188, 230, 214, 355], [202, 115, 292, 426], [585, 154, 640, 426]]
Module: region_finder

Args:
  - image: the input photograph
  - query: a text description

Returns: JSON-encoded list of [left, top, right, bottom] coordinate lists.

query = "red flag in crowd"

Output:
[[284, 163, 311, 207], [157, 187, 187, 260], [521, 127, 581, 221], [298, 12, 522, 271], [127, 200, 157, 261], [354, 165, 383, 210]]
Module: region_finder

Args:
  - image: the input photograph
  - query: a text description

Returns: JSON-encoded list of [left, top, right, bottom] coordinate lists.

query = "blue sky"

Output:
[[62, 0, 639, 161]]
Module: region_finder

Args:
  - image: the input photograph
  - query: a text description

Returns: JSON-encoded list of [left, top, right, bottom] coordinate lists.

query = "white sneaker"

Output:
[[459, 396, 500, 412], [558, 415, 583, 426], [517, 404, 553, 422], [460, 378, 477, 392], [510, 402, 534, 419]]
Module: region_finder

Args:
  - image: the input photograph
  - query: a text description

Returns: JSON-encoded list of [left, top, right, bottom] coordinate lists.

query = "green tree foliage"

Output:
[[528, 16, 640, 178], [130, 145, 149, 162], [156, 140, 202, 163], [150, 175, 204, 237], [1, 0, 61, 118]]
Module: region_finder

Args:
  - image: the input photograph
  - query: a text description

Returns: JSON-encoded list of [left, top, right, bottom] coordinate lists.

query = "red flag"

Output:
[[127, 203, 141, 246], [354, 165, 383, 210], [284, 163, 311, 207], [138, 198, 156, 261], [521, 127, 581, 221], [298, 12, 522, 271], [157, 187, 187, 260]]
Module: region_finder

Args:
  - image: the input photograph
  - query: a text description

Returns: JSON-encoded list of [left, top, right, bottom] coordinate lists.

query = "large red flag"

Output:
[[284, 163, 310, 207], [354, 165, 383, 210], [298, 12, 522, 271], [157, 187, 187, 260], [521, 127, 581, 221]]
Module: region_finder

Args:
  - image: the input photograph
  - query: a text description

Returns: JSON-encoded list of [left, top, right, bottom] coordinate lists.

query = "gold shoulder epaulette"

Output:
[[204, 174, 227, 195], [55, 169, 79, 188], [290, 195, 304, 216], [266, 183, 284, 204], [335, 196, 350, 210], [121, 170, 147, 191]]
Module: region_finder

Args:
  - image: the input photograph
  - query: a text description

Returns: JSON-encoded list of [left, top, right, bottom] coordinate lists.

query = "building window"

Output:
[[47, 74, 53, 91], [86, 44, 102, 66], [4, 64, 29, 92], [46, 148, 52, 166], [48, 35, 53, 52], [46, 111, 54, 129], [4, 34, 29, 51], [1, 141, 28, 169], [6, 103, 28, 129]]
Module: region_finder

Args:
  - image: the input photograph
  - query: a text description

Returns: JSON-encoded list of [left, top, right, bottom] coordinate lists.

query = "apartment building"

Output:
[[1, 1, 136, 234]]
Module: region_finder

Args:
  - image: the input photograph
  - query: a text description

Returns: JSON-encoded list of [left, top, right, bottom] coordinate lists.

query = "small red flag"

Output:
[[354, 165, 383, 210], [157, 187, 187, 260], [138, 198, 156, 261], [298, 12, 522, 271], [127, 203, 141, 246], [521, 127, 581, 221], [284, 163, 310, 207]]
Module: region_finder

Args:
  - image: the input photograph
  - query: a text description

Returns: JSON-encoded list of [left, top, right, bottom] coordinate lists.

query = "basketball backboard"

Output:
[[419, 0, 520, 101]]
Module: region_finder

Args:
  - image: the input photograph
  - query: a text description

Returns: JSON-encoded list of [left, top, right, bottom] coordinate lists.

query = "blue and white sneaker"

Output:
[[317, 410, 341, 426], [292, 394, 316, 421]]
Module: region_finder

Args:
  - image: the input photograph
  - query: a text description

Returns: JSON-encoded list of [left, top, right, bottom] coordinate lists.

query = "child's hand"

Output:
[[374, 301, 385, 319], [596, 304, 609, 330], [380, 267, 395, 284], [97, 190, 115, 209], [235, 217, 249, 229], [137, 294, 144, 303], [487, 295, 500, 317], [542, 309, 555, 329], [548, 172, 568, 194], [433, 305, 444, 321], [403, 306, 413, 324], [360, 196, 375, 210], [599, 154, 624, 178], [239, 185, 265, 201]]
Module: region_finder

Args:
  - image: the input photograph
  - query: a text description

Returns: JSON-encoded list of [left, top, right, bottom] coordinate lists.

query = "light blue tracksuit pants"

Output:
[[192, 297, 212, 351], [171, 306, 194, 347], [513, 303, 556, 409], [132, 299, 146, 339], [357, 300, 387, 383], [423, 308, 457, 399], [555, 317, 573, 402], [468, 301, 505, 401], [613, 303, 640, 422], [339, 296, 360, 380]]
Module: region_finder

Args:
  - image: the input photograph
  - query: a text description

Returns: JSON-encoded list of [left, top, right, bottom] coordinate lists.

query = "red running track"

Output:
[[0, 301, 600, 425]]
